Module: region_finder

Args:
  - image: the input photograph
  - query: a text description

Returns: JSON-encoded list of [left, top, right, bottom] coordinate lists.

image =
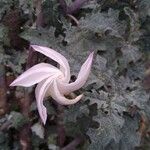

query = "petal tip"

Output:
[[42, 118, 47, 125], [91, 51, 94, 55], [10, 81, 16, 87], [40, 111, 47, 125], [30, 44, 38, 50], [89, 51, 94, 59], [79, 94, 83, 98]]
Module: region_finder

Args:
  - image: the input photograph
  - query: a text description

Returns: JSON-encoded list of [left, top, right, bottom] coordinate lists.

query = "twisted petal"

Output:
[[31, 45, 70, 82], [35, 77, 54, 124], [58, 52, 94, 94], [50, 80, 83, 105], [10, 63, 61, 87]]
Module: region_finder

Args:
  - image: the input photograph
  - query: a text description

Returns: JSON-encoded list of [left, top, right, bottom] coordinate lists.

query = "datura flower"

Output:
[[10, 45, 94, 124]]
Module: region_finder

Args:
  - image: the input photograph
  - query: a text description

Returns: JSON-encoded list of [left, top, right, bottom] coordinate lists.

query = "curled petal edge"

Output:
[[58, 52, 94, 94], [51, 80, 83, 105], [35, 77, 54, 124], [31, 45, 70, 83]]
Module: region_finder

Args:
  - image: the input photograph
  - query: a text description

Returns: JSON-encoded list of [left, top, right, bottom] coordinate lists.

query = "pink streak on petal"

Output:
[[35, 77, 54, 124], [50, 80, 83, 105], [10, 63, 61, 87], [58, 52, 94, 94], [31, 45, 70, 83]]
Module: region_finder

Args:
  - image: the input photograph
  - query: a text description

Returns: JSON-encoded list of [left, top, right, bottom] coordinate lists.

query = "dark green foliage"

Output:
[[0, 0, 150, 149]]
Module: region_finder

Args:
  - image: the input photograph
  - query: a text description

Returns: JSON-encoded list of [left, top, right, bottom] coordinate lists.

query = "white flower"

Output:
[[10, 45, 94, 124]]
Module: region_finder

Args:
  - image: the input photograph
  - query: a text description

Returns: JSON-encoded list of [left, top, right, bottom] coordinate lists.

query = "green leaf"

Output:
[[124, 7, 141, 43], [8, 111, 28, 129], [138, 0, 150, 21]]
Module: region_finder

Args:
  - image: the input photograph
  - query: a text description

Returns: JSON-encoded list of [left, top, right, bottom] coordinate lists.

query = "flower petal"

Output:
[[50, 80, 83, 105], [58, 52, 94, 94], [35, 77, 54, 124], [10, 63, 61, 87], [31, 45, 70, 82]]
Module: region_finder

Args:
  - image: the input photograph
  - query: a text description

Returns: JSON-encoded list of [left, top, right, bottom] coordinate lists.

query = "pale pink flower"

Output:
[[10, 45, 94, 124]]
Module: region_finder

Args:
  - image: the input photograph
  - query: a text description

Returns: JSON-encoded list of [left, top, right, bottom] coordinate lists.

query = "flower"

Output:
[[10, 45, 94, 124]]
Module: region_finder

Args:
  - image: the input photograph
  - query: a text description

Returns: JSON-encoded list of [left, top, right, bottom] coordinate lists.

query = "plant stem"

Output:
[[0, 63, 8, 116], [57, 104, 66, 147], [59, 0, 90, 15], [61, 135, 84, 150], [67, 0, 90, 14], [35, 0, 44, 27], [19, 91, 32, 150]]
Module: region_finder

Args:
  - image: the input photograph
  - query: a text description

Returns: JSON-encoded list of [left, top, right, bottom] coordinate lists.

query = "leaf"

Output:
[[20, 27, 63, 50], [0, 131, 7, 144], [63, 102, 91, 138], [64, 102, 89, 123], [6, 50, 27, 74], [8, 111, 28, 129], [86, 78, 149, 149], [61, 9, 127, 83], [0, 25, 9, 44], [87, 111, 124, 150], [117, 44, 142, 71], [78, 8, 126, 39], [118, 115, 141, 150], [87, 113, 141, 150], [31, 123, 44, 139], [0, 131, 9, 150], [137, 0, 150, 21], [0, 0, 18, 20], [124, 7, 141, 43]]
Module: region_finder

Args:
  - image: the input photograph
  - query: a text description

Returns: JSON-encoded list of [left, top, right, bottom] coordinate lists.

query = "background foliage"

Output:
[[0, 0, 150, 149]]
